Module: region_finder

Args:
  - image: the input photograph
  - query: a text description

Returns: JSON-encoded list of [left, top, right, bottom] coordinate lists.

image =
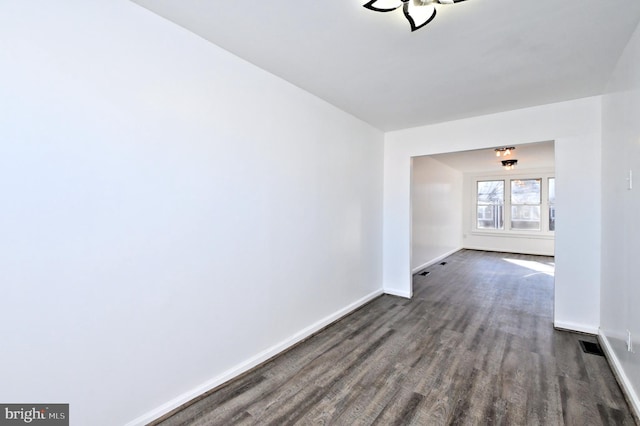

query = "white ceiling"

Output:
[[428, 141, 555, 174], [130, 0, 640, 131]]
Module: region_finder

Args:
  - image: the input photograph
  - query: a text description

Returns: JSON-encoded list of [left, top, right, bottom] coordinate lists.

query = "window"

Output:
[[548, 178, 556, 231], [511, 179, 541, 230], [477, 180, 504, 229], [473, 174, 554, 234]]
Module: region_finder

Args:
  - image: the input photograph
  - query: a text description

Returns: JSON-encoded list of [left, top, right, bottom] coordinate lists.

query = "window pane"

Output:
[[477, 205, 504, 229], [478, 181, 504, 203], [477, 180, 504, 229], [511, 179, 541, 204], [548, 178, 556, 231], [511, 205, 541, 230]]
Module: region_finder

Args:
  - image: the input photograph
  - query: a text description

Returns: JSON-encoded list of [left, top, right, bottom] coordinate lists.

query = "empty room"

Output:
[[1, 1, 639, 425]]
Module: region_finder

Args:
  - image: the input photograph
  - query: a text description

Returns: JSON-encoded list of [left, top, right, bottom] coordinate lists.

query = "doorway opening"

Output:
[[410, 141, 556, 292]]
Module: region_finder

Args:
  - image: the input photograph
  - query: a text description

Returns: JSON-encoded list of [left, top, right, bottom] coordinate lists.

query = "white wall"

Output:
[[462, 169, 555, 256], [600, 20, 640, 416], [384, 97, 601, 331], [411, 156, 463, 272], [0, 2, 384, 425]]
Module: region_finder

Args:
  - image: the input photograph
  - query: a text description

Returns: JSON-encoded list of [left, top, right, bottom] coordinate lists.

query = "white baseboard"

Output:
[[462, 245, 554, 257], [554, 320, 599, 335], [125, 289, 384, 426], [598, 331, 640, 422], [383, 288, 411, 299], [411, 248, 461, 274]]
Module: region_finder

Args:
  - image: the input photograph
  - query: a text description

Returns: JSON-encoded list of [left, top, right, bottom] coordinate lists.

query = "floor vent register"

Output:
[[579, 340, 605, 357]]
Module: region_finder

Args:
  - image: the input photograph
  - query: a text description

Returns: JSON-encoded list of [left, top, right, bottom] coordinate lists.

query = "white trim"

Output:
[[383, 288, 412, 299], [124, 289, 384, 426], [411, 248, 461, 274], [598, 331, 640, 422], [553, 320, 599, 335]]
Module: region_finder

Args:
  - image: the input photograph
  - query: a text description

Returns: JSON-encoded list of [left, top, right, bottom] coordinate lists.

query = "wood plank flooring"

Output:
[[152, 249, 636, 425]]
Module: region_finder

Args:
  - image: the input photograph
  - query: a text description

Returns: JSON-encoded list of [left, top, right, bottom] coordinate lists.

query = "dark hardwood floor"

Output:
[[153, 249, 636, 425]]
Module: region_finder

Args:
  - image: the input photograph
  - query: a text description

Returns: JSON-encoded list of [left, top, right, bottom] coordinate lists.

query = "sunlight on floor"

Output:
[[503, 258, 555, 277]]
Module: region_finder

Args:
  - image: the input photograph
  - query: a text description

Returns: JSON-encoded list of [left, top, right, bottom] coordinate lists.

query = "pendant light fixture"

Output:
[[495, 147, 515, 157], [502, 159, 518, 171], [363, 0, 469, 32]]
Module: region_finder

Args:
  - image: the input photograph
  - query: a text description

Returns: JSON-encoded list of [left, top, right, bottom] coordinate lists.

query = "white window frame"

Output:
[[476, 180, 505, 230], [471, 170, 555, 239], [510, 178, 542, 231]]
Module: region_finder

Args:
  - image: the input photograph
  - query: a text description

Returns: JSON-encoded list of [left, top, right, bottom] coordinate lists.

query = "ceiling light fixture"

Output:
[[363, 0, 469, 32], [495, 147, 515, 157], [502, 159, 518, 171]]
